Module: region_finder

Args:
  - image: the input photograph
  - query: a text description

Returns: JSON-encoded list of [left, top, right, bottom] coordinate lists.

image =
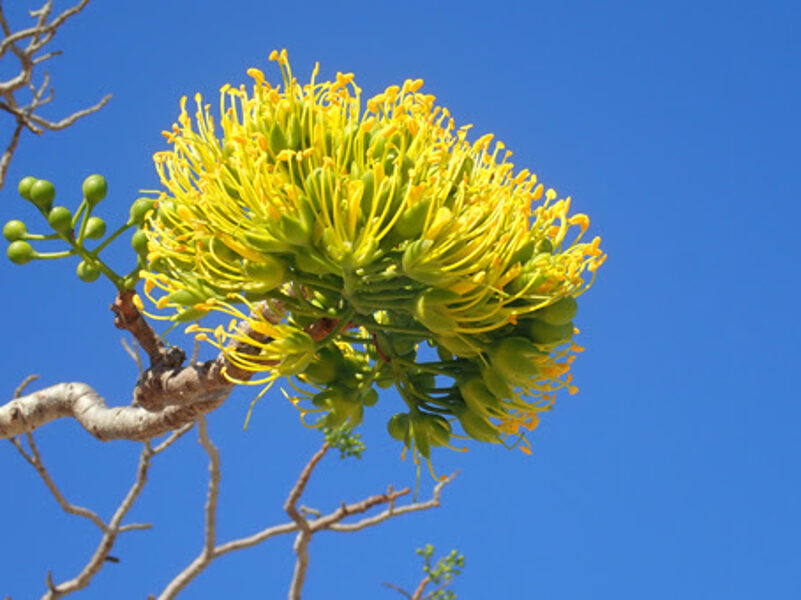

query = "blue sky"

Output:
[[1, 1, 799, 598]]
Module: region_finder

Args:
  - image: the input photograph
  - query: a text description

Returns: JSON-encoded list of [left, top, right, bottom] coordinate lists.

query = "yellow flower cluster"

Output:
[[139, 49, 606, 460]]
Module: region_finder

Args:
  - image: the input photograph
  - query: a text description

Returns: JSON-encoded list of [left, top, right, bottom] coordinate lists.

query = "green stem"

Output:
[[71, 201, 87, 228], [76, 203, 93, 245], [91, 222, 133, 255], [396, 359, 454, 376], [35, 250, 75, 259], [58, 232, 123, 288], [356, 292, 417, 301], [23, 233, 60, 241], [293, 274, 342, 293], [356, 321, 427, 337]]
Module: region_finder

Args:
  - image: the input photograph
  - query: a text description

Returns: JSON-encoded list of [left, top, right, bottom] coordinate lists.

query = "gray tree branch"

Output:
[[156, 439, 456, 600], [6, 373, 193, 600], [0, 0, 109, 192]]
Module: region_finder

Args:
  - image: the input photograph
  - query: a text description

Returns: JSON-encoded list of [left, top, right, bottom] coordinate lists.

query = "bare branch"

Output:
[[0, 120, 23, 189], [121, 337, 143, 374], [14, 374, 39, 399], [25, 93, 110, 131], [0, 294, 340, 441], [410, 577, 431, 600], [151, 422, 195, 454], [157, 440, 455, 599], [382, 581, 414, 599], [0, 381, 230, 441], [43, 441, 154, 599], [328, 473, 457, 532], [285, 444, 329, 600], [0, 0, 108, 191], [0, 1, 89, 58], [10, 431, 108, 532], [198, 417, 220, 556], [285, 443, 330, 531]]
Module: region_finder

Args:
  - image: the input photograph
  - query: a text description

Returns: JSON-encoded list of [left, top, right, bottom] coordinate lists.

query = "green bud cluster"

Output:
[[3, 174, 146, 290], [301, 344, 380, 429], [416, 544, 465, 600]]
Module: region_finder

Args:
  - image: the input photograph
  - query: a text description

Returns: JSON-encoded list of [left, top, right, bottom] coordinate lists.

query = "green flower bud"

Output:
[[425, 414, 452, 446], [172, 307, 210, 322], [244, 256, 286, 291], [47, 206, 73, 233], [361, 388, 379, 407], [392, 198, 430, 240], [414, 289, 458, 336], [531, 296, 578, 325], [85, 216, 106, 240], [519, 318, 574, 346], [29, 179, 55, 212], [129, 198, 157, 226], [166, 289, 204, 306], [454, 404, 500, 443], [131, 230, 149, 255], [303, 346, 342, 385], [3, 220, 27, 242], [18, 176, 37, 201], [7, 240, 35, 265], [458, 376, 503, 419], [488, 337, 542, 386], [387, 413, 411, 443], [412, 414, 432, 458], [76, 260, 100, 282], [82, 174, 107, 206]]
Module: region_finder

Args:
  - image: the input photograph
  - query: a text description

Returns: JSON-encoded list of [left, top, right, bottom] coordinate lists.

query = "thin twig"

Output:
[[410, 576, 431, 600], [10, 431, 108, 532], [42, 442, 155, 599], [121, 337, 143, 374], [198, 417, 220, 556], [328, 473, 457, 532], [286, 444, 329, 600], [0, 0, 108, 191], [158, 441, 454, 600], [382, 581, 413, 599]]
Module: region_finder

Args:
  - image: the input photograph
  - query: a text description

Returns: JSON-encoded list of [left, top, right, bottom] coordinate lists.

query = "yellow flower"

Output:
[[141, 50, 606, 454]]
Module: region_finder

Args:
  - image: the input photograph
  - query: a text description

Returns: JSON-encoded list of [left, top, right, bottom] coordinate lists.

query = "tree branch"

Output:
[[156, 440, 456, 600], [0, 0, 108, 192], [5, 378, 194, 600], [410, 576, 431, 600], [9, 431, 108, 532], [327, 473, 457, 533], [0, 293, 340, 441], [41, 441, 154, 599]]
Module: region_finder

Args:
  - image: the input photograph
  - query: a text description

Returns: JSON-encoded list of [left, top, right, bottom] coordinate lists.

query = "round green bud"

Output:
[[82, 174, 108, 206], [244, 257, 286, 291], [84, 216, 106, 240], [361, 388, 379, 407], [18, 176, 37, 201], [29, 179, 55, 212], [3, 220, 27, 242], [76, 260, 100, 282], [531, 296, 578, 325], [7, 240, 35, 265], [387, 413, 411, 442], [47, 206, 73, 233], [131, 230, 149, 255], [128, 197, 156, 226]]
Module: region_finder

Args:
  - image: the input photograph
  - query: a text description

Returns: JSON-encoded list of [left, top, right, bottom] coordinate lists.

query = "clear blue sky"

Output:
[[1, 1, 799, 598]]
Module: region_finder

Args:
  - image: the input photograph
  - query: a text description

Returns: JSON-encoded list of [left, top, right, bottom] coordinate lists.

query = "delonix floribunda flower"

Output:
[[138, 49, 606, 472]]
